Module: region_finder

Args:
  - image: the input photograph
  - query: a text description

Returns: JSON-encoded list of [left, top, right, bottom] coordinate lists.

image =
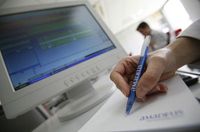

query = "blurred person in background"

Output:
[[137, 21, 169, 51]]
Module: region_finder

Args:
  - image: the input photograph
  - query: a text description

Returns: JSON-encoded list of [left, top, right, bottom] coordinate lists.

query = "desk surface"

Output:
[[33, 80, 200, 132], [33, 71, 115, 132], [33, 101, 105, 132]]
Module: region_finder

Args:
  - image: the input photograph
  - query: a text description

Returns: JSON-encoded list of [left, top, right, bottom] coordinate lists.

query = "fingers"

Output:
[[137, 83, 168, 102], [136, 56, 166, 99], [110, 71, 130, 96], [110, 48, 175, 101], [110, 54, 172, 99], [110, 57, 139, 96], [147, 83, 168, 95]]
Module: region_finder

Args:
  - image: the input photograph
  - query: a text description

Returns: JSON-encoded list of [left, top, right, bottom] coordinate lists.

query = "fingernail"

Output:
[[159, 84, 168, 92], [156, 85, 160, 91]]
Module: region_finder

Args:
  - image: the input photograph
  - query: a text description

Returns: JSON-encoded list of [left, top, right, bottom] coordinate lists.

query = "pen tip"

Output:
[[126, 110, 130, 115]]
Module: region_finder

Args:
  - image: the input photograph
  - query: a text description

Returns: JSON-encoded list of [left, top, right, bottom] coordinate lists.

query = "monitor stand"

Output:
[[56, 75, 115, 122]]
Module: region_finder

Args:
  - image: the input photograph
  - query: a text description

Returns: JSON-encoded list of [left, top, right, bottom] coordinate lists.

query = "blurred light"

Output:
[[162, 0, 192, 30]]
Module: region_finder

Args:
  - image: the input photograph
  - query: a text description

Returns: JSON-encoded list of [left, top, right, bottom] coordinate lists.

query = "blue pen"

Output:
[[126, 35, 151, 115]]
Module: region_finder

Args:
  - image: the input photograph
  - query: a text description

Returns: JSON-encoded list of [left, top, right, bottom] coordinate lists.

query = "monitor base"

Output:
[[57, 76, 115, 122]]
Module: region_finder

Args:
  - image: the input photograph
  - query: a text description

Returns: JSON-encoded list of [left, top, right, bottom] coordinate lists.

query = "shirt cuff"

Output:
[[178, 19, 200, 40]]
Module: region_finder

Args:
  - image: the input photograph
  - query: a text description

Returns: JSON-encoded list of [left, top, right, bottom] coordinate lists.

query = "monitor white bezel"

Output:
[[0, 0, 126, 118]]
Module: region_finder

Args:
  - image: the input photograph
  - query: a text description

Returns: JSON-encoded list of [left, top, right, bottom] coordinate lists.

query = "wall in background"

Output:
[[115, 23, 143, 55], [90, 0, 167, 34], [180, 0, 200, 22]]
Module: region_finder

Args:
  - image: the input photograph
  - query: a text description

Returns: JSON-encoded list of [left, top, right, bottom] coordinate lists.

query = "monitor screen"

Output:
[[0, 5, 116, 91]]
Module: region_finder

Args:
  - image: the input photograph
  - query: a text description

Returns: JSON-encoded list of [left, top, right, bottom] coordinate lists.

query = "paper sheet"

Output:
[[79, 76, 200, 132]]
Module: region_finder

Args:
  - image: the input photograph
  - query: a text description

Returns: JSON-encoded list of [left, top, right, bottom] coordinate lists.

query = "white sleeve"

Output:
[[179, 19, 200, 40]]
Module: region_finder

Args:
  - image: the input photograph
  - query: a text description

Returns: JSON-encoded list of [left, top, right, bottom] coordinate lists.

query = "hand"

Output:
[[110, 48, 177, 101]]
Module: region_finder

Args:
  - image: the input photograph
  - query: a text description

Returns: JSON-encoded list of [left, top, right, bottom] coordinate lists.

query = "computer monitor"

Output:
[[0, 0, 126, 119]]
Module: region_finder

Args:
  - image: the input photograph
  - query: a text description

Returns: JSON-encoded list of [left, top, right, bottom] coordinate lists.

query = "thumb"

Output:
[[136, 57, 165, 99]]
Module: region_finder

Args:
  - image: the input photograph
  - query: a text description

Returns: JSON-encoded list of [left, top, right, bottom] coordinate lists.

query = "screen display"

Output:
[[0, 5, 116, 91]]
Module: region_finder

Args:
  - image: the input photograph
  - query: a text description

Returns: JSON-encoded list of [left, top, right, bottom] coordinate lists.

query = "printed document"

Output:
[[79, 76, 200, 131]]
